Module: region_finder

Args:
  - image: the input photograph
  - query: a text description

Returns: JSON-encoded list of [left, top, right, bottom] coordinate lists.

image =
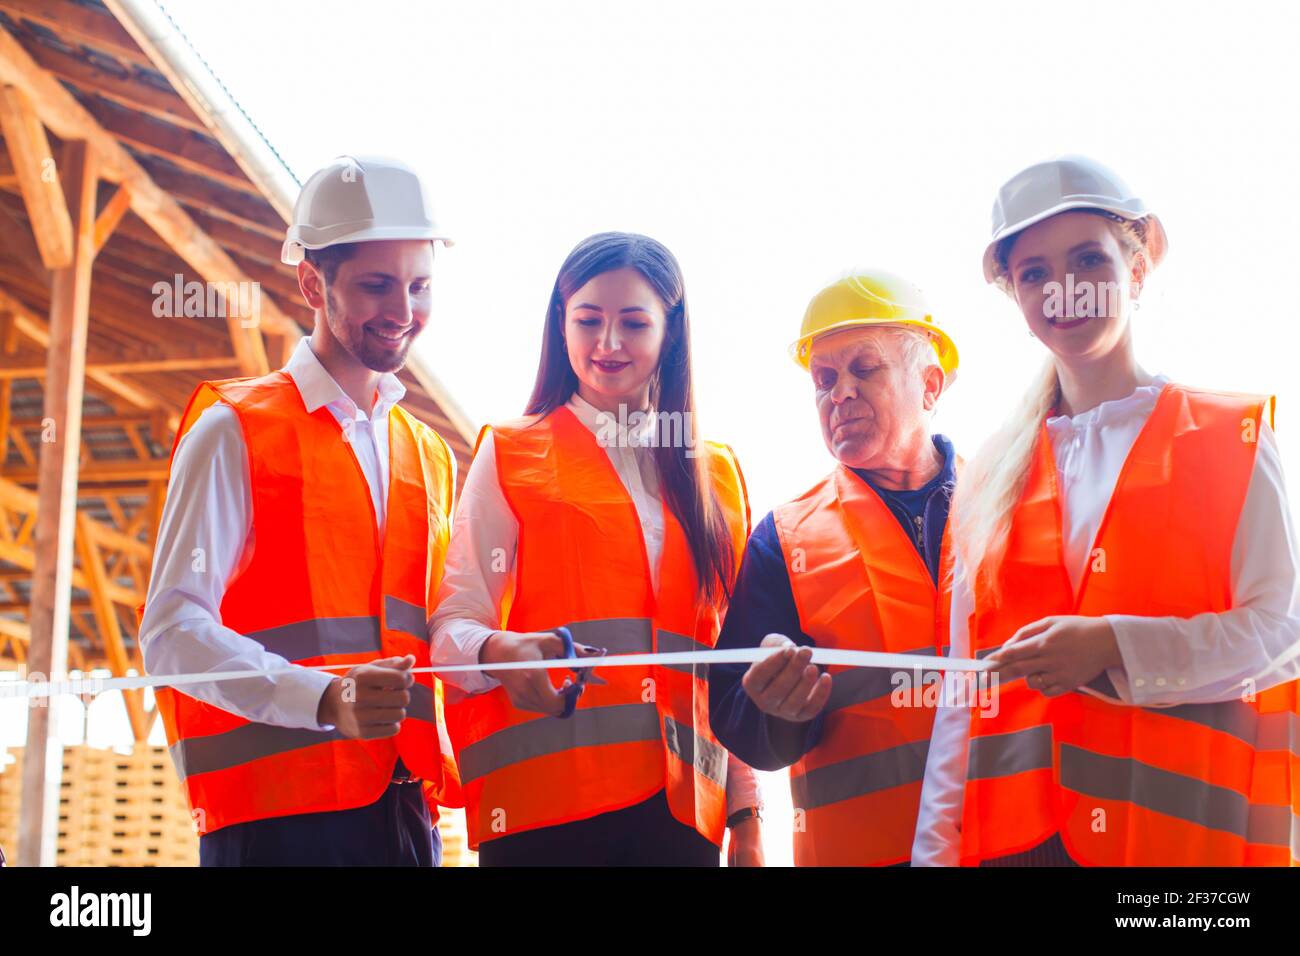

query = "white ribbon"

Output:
[[0, 647, 988, 701]]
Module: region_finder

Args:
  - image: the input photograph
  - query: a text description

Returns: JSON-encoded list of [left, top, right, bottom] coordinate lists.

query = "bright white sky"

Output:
[[5, 0, 1299, 865]]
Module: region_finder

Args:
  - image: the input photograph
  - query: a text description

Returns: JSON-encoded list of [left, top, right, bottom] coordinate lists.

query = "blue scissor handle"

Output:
[[554, 626, 582, 719]]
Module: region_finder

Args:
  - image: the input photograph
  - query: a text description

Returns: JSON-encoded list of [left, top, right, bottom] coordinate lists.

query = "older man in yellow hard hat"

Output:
[[708, 269, 960, 866]]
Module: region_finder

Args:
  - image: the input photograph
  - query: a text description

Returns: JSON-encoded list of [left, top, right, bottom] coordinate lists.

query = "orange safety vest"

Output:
[[443, 405, 750, 849], [961, 383, 1298, 866], [773, 463, 956, 866], [147, 372, 462, 834]]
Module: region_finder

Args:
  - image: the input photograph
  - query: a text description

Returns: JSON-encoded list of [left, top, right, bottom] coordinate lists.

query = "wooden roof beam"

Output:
[[0, 27, 301, 373], [0, 478, 145, 608], [135, 153, 281, 232], [0, 612, 30, 644], [0, 0, 148, 66], [0, 310, 15, 476], [0, 83, 71, 268], [76, 510, 149, 742], [0, 284, 164, 411], [79, 198, 290, 277], [0, 258, 243, 362], [9, 412, 155, 430], [109, 200, 289, 268], [20, 36, 209, 134], [80, 96, 262, 195], [92, 182, 131, 254], [0, 354, 241, 380], [0, 193, 50, 283], [4, 455, 170, 483]]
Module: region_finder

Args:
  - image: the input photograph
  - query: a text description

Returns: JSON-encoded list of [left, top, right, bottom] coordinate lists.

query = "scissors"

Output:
[[554, 626, 607, 719]]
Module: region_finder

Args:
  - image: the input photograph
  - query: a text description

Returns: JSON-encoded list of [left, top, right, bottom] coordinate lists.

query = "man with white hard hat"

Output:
[[709, 270, 962, 866], [140, 156, 463, 866]]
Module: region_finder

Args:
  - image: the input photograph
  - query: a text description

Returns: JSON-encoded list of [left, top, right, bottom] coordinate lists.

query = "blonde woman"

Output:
[[913, 156, 1300, 866]]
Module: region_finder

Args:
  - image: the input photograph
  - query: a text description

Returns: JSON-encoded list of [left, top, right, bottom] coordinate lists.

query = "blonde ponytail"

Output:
[[951, 357, 1060, 602]]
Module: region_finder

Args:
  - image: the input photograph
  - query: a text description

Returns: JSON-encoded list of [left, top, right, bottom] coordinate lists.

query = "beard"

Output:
[[326, 290, 412, 373]]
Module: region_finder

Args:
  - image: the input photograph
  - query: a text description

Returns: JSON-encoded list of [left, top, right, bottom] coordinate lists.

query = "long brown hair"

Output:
[[526, 232, 736, 605]]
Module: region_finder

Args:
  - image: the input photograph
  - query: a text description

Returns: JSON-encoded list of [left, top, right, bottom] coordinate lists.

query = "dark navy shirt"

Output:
[[708, 434, 957, 771]]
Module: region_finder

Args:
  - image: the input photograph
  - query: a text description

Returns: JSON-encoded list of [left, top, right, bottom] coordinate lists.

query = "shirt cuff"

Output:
[[281, 667, 340, 731], [1096, 614, 1139, 703], [757, 709, 823, 767], [274, 665, 340, 733], [1106, 613, 1183, 706], [1107, 616, 1170, 707], [431, 619, 502, 694]]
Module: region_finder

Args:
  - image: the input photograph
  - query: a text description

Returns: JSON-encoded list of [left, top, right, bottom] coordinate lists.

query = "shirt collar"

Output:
[[283, 336, 406, 420], [1045, 373, 1170, 435], [565, 391, 657, 443], [852, 433, 957, 498]]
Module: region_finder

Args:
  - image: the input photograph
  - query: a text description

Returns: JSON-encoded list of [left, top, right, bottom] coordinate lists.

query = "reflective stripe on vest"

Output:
[[791, 739, 930, 813], [962, 384, 1298, 866], [385, 596, 430, 643], [150, 374, 461, 833], [248, 615, 383, 660], [1059, 743, 1300, 851], [167, 695, 436, 783], [457, 702, 662, 785], [570, 617, 654, 655], [966, 713, 1300, 852], [968, 724, 1052, 780], [657, 629, 713, 675], [775, 462, 957, 866], [823, 645, 940, 713], [456, 618, 657, 763], [444, 406, 749, 849], [663, 714, 728, 788]]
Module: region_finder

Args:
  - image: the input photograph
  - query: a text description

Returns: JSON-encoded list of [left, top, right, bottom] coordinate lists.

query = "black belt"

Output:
[[391, 758, 419, 784]]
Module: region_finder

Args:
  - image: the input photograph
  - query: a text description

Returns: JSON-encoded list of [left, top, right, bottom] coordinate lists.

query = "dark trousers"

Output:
[[199, 780, 441, 867], [477, 789, 719, 867], [981, 832, 1078, 867]]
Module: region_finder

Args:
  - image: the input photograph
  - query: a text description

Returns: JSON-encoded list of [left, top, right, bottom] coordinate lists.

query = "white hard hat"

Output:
[[982, 155, 1167, 284], [281, 155, 453, 265]]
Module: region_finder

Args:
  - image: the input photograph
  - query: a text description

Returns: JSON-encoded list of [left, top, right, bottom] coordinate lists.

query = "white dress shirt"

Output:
[[429, 392, 762, 813], [139, 337, 415, 732], [912, 375, 1300, 865]]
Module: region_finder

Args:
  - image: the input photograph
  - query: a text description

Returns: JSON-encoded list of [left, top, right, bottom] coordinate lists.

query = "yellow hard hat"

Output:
[[789, 270, 958, 382]]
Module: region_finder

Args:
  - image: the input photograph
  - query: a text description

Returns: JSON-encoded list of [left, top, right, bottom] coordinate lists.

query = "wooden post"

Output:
[[17, 138, 97, 868], [76, 512, 149, 742]]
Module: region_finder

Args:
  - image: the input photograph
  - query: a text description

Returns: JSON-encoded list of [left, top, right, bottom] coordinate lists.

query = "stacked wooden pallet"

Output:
[[0, 749, 20, 863], [2, 745, 477, 866], [0, 745, 197, 866]]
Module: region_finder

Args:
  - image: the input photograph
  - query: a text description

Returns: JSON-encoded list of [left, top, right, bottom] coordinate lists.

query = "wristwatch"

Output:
[[726, 806, 762, 828]]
